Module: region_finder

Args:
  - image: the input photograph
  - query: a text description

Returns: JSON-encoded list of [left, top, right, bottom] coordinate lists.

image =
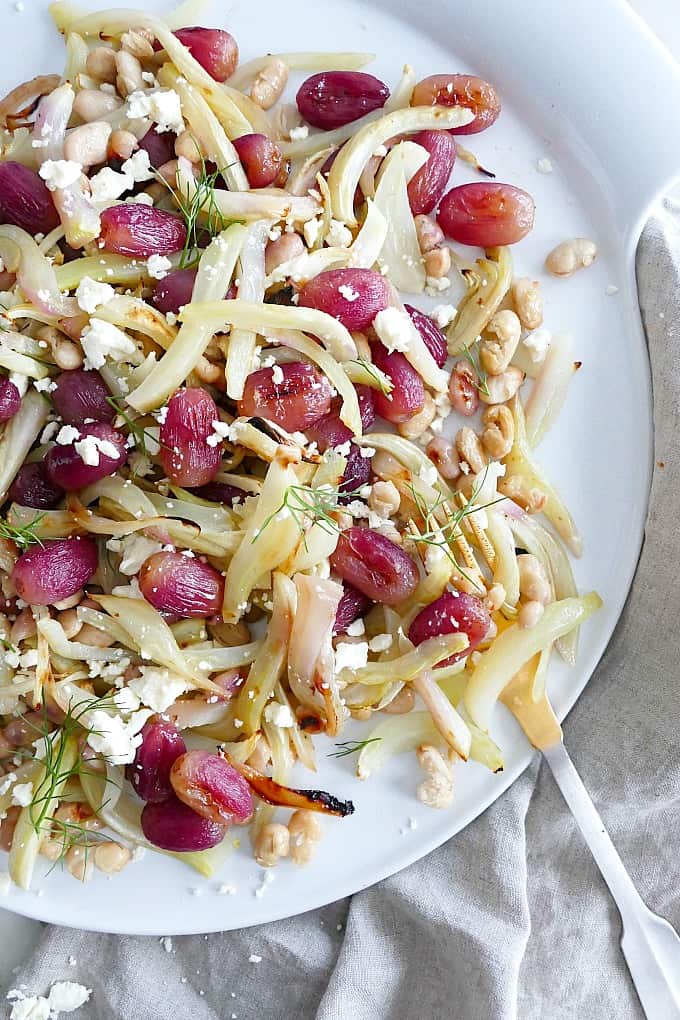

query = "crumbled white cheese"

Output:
[[47, 981, 92, 1015], [118, 533, 163, 574], [129, 666, 188, 713], [536, 156, 553, 174], [288, 124, 309, 140], [86, 708, 150, 765], [325, 219, 353, 248], [75, 276, 115, 314], [522, 327, 552, 364], [333, 440, 352, 458], [38, 159, 82, 192], [10, 782, 33, 807], [345, 618, 365, 637], [271, 363, 284, 385], [431, 303, 456, 329], [147, 254, 172, 280], [334, 641, 369, 673], [338, 284, 360, 303], [8, 994, 51, 1020], [605, 284, 619, 296], [372, 307, 411, 353], [113, 687, 141, 714], [121, 149, 154, 183], [0, 772, 17, 795], [81, 318, 136, 370], [206, 419, 238, 447], [303, 216, 322, 248], [74, 433, 119, 466], [263, 701, 295, 727], [127, 89, 185, 134], [56, 424, 80, 445], [33, 376, 56, 393], [126, 192, 154, 206], [368, 633, 393, 653], [425, 276, 451, 294], [89, 166, 133, 204], [419, 463, 438, 486]]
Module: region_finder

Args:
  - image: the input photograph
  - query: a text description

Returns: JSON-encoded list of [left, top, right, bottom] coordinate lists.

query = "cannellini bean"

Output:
[[426, 436, 460, 480], [115, 50, 144, 98], [109, 129, 138, 160], [545, 238, 597, 277], [517, 553, 551, 604], [264, 232, 305, 275], [65, 845, 94, 882], [254, 822, 290, 867], [480, 310, 521, 375], [194, 355, 223, 386], [511, 277, 543, 330], [498, 474, 547, 514], [288, 809, 322, 865], [175, 130, 203, 163], [518, 600, 545, 629], [250, 58, 289, 110], [94, 841, 131, 874], [416, 744, 454, 809], [479, 366, 524, 405], [448, 360, 479, 417], [481, 404, 515, 459], [64, 121, 112, 169], [485, 582, 506, 612], [424, 245, 451, 279], [455, 426, 486, 476], [86, 47, 117, 83], [414, 214, 444, 253], [397, 394, 436, 440], [368, 480, 400, 519], [73, 89, 122, 122], [382, 686, 415, 715]]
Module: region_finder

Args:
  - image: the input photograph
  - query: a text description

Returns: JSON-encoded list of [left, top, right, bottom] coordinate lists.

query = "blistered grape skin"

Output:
[[0, 377, 21, 422], [238, 362, 333, 434], [437, 183, 535, 247], [233, 134, 283, 188], [404, 304, 448, 368], [159, 388, 222, 488], [139, 551, 225, 618], [411, 74, 501, 135], [99, 205, 187, 257], [408, 590, 491, 665], [150, 268, 197, 315], [369, 342, 425, 424], [44, 423, 127, 490], [173, 27, 239, 83], [297, 71, 390, 130], [170, 749, 254, 826], [127, 719, 187, 804], [333, 583, 372, 635], [297, 268, 390, 331], [10, 536, 98, 605], [51, 369, 114, 425], [8, 463, 63, 510], [141, 796, 227, 852], [0, 161, 59, 234], [330, 527, 419, 605], [407, 130, 457, 216]]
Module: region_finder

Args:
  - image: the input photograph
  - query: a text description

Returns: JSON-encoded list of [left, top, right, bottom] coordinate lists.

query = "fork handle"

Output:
[[543, 742, 680, 1019]]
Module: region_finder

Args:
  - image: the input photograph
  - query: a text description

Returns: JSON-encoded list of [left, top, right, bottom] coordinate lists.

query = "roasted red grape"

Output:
[[139, 551, 225, 618], [330, 527, 419, 605], [11, 536, 97, 605], [297, 71, 390, 130], [100, 205, 187, 257], [437, 183, 535, 247], [370, 342, 425, 424], [170, 749, 254, 825], [407, 130, 457, 215], [233, 134, 283, 188], [411, 74, 501, 135], [128, 719, 187, 803], [238, 362, 332, 433], [159, 388, 222, 488], [173, 27, 239, 82], [408, 590, 491, 664], [298, 268, 390, 331]]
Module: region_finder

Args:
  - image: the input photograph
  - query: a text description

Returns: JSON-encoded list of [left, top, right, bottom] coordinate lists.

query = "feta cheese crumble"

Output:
[[536, 156, 553, 174], [522, 327, 552, 364], [38, 159, 82, 192], [147, 254, 172, 280], [75, 276, 115, 314], [325, 219, 353, 248], [334, 641, 369, 673], [118, 533, 163, 574], [129, 667, 189, 713], [338, 284, 360, 303], [74, 433, 120, 466], [121, 148, 154, 183], [80, 318, 136, 370], [372, 307, 412, 353], [431, 303, 457, 330], [86, 708, 150, 765], [263, 702, 295, 727], [11, 782, 33, 807], [288, 124, 309, 140], [127, 89, 185, 134]]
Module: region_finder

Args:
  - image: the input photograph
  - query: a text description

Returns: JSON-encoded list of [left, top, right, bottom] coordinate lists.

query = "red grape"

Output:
[[298, 268, 390, 331], [238, 362, 332, 433], [333, 583, 372, 635], [330, 527, 419, 605], [404, 304, 448, 368], [141, 796, 226, 851], [437, 183, 535, 247], [0, 161, 59, 234], [0, 377, 21, 422], [128, 719, 187, 803], [100, 205, 187, 257], [139, 551, 225, 618], [297, 71, 390, 130], [150, 267, 197, 315], [411, 74, 501, 135], [369, 341, 425, 424], [45, 423, 127, 490], [408, 590, 491, 664], [51, 369, 114, 425], [173, 27, 238, 83], [11, 536, 97, 605], [407, 130, 456, 215], [233, 134, 283, 188], [8, 463, 63, 510], [170, 749, 254, 825], [159, 388, 222, 487]]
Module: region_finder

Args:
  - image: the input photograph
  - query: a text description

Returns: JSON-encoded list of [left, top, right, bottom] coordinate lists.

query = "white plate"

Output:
[[1, 0, 679, 936]]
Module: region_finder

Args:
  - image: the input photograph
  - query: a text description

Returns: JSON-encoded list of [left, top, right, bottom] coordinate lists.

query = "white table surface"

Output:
[[0, 0, 678, 996]]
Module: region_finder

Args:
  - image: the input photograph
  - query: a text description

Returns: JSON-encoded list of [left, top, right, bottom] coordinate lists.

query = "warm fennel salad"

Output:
[[0, 2, 600, 889]]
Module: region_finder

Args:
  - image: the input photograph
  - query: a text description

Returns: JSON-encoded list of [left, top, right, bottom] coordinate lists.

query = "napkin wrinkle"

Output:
[[7, 198, 680, 1020]]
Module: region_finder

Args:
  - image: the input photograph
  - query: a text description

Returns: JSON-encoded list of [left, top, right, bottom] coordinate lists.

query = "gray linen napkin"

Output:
[[6, 198, 679, 1020]]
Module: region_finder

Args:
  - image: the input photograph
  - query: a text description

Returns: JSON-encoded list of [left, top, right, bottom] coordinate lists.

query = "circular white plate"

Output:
[[1, 0, 678, 935]]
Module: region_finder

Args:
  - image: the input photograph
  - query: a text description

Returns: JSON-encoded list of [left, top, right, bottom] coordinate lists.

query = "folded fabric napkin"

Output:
[[7, 197, 679, 1019]]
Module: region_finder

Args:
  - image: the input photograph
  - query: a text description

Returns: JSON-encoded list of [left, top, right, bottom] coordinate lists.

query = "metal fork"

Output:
[[503, 671, 680, 1019]]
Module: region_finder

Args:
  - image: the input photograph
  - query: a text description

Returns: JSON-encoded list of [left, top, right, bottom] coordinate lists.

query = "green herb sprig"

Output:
[[0, 514, 46, 551], [157, 149, 235, 268], [461, 341, 490, 398], [328, 738, 381, 759]]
